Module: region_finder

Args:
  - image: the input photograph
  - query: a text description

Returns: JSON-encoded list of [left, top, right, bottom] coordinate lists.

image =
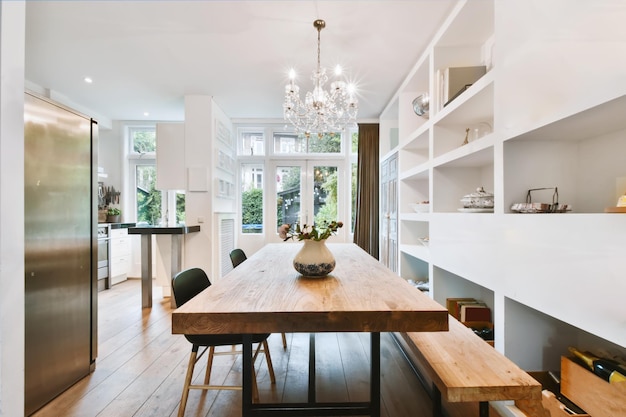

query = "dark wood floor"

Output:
[[32, 279, 435, 417]]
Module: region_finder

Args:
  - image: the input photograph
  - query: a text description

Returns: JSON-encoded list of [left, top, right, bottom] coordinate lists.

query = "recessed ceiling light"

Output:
[[84, 77, 93, 84], [143, 112, 150, 117]]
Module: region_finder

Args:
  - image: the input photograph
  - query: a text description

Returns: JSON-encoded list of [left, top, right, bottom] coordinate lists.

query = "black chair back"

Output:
[[229, 249, 247, 268], [172, 267, 211, 308]]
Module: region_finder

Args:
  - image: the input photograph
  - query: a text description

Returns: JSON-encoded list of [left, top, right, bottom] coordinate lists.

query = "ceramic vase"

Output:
[[293, 239, 335, 277]]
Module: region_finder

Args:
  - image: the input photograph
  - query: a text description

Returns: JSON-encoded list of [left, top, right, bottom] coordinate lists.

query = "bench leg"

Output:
[[479, 401, 489, 417], [432, 383, 442, 417]]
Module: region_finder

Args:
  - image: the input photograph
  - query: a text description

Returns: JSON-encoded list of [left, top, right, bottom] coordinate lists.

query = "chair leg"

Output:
[[252, 366, 259, 403], [178, 346, 199, 417], [204, 346, 215, 385], [281, 333, 287, 349], [262, 340, 276, 384]]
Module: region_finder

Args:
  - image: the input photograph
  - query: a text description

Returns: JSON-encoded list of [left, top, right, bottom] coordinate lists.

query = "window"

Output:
[[239, 129, 265, 156], [129, 126, 156, 154], [240, 163, 264, 233], [350, 131, 359, 233], [127, 124, 185, 226], [236, 124, 356, 241], [273, 131, 342, 154]]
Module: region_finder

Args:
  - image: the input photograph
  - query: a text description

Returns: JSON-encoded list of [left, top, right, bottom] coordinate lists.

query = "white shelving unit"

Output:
[[380, 0, 626, 372]]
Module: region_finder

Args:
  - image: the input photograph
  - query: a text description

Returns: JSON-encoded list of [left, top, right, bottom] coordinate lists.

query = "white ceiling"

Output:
[[25, 1, 456, 124]]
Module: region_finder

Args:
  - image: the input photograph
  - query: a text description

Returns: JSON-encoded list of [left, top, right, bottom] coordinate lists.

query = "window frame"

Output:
[[235, 123, 357, 243]]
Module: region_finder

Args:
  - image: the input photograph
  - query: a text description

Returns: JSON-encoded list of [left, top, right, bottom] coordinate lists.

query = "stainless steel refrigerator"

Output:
[[24, 92, 98, 415]]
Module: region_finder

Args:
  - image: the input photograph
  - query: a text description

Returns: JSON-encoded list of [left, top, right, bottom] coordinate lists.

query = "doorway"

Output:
[[271, 160, 344, 238]]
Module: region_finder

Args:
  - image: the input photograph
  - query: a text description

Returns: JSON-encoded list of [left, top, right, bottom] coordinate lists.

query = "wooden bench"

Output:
[[397, 316, 549, 417]]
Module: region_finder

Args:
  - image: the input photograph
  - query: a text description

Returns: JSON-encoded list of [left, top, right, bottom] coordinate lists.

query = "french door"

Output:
[[271, 160, 346, 241]]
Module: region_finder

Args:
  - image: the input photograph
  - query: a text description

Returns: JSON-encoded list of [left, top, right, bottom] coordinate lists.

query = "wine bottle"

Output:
[[568, 347, 626, 384]]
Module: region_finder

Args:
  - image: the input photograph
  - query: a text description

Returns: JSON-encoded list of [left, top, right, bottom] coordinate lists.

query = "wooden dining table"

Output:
[[171, 242, 449, 417]]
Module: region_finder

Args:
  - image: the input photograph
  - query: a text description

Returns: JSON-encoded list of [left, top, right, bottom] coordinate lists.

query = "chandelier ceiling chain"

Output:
[[283, 19, 358, 138]]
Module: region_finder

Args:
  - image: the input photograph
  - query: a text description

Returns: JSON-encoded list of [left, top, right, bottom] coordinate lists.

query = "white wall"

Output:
[[0, 3, 25, 416], [496, 0, 626, 137]]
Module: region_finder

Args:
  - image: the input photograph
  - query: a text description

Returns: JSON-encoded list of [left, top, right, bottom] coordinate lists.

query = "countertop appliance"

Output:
[[24, 92, 98, 415]]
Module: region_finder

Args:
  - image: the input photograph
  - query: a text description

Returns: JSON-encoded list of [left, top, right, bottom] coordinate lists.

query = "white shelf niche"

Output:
[[432, 146, 494, 213], [399, 250, 430, 294], [503, 94, 626, 213], [432, 75, 494, 158], [431, 0, 495, 115], [399, 127, 429, 173], [431, 265, 494, 319], [504, 297, 626, 372], [399, 169, 429, 213]]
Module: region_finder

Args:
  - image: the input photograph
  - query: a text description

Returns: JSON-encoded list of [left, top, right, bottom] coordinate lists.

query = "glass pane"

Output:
[[241, 163, 264, 233], [308, 132, 341, 153], [351, 131, 359, 154], [240, 131, 265, 156], [276, 166, 301, 228], [273, 132, 306, 154], [175, 191, 185, 225], [313, 165, 338, 226], [130, 127, 156, 153], [136, 165, 161, 225]]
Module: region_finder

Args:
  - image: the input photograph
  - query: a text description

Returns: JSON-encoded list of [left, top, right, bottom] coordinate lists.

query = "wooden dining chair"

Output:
[[229, 249, 288, 350], [172, 267, 275, 417]]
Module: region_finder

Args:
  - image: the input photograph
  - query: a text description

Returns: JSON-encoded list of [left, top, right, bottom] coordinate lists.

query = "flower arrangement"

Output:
[[278, 220, 343, 241]]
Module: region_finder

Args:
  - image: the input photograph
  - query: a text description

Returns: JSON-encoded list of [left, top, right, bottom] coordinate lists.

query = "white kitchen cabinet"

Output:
[[110, 228, 131, 285], [382, 0, 626, 374]]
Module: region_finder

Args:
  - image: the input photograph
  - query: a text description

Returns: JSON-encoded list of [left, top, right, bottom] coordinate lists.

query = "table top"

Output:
[[128, 225, 200, 235], [172, 243, 448, 335]]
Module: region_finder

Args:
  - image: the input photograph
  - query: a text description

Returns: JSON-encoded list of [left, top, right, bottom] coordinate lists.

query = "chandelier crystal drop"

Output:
[[283, 19, 358, 138]]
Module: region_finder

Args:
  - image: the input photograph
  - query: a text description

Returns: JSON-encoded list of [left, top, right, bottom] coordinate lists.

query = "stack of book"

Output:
[[446, 297, 493, 344]]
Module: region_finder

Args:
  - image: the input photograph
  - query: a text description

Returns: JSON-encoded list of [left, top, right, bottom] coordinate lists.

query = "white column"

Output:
[[0, 2, 26, 416]]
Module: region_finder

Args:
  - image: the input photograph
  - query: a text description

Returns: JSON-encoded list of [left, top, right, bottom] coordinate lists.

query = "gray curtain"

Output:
[[353, 123, 379, 258]]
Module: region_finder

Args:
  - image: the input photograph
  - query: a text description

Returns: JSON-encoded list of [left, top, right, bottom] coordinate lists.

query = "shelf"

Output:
[[399, 249, 430, 286], [504, 298, 626, 372], [383, 0, 625, 369], [433, 147, 494, 213], [432, 74, 494, 158], [431, 266, 494, 318], [432, 134, 495, 168], [504, 93, 626, 143], [400, 243, 430, 263], [432, 71, 495, 126], [400, 212, 430, 222], [399, 162, 430, 181], [399, 127, 429, 172], [503, 102, 626, 213]]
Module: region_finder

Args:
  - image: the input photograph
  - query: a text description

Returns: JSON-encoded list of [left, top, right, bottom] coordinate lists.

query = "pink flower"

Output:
[[278, 224, 291, 240]]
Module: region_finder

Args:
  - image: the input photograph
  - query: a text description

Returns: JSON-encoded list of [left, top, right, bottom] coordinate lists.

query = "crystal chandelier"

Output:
[[283, 19, 358, 137]]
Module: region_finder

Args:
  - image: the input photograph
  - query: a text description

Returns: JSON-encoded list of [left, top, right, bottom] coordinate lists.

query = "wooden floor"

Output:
[[32, 279, 435, 417]]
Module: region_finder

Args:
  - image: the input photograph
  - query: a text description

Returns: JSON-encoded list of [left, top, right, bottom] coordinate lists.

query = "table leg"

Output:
[[308, 333, 316, 403], [242, 335, 253, 417], [140, 234, 152, 308], [242, 332, 380, 416], [371, 332, 381, 417]]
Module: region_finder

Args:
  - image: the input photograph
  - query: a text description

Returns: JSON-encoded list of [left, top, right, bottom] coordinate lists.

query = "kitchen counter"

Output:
[[110, 222, 136, 229], [127, 225, 200, 235], [128, 225, 201, 308]]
